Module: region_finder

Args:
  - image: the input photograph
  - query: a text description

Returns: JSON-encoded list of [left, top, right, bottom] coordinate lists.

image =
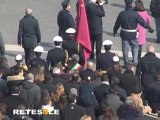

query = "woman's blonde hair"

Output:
[[80, 115, 91, 120], [34, 65, 45, 84], [52, 83, 65, 103]]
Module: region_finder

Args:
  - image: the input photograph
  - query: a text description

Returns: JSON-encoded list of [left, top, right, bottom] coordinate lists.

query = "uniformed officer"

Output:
[[57, 0, 75, 40], [46, 36, 67, 70], [113, 0, 154, 67], [62, 28, 85, 66], [97, 40, 115, 71], [30, 45, 48, 71], [18, 8, 41, 67]]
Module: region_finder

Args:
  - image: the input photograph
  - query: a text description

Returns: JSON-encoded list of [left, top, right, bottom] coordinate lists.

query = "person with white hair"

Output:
[[136, 45, 160, 86], [86, 0, 105, 60], [18, 8, 41, 67]]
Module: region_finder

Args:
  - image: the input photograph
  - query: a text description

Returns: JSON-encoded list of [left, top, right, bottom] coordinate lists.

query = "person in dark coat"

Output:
[[113, 0, 154, 66], [111, 76, 127, 102], [136, 45, 160, 86], [86, 0, 105, 59], [4, 86, 27, 118], [97, 40, 115, 70], [144, 73, 160, 113], [47, 36, 67, 70], [119, 64, 139, 96], [150, 0, 160, 43], [0, 69, 8, 96], [60, 94, 86, 120], [18, 8, 41, 67], [62, 28, 84, 66], [30, 45, 48, 71], [57, 0, 75, 40], [19, 73, 41, 109]]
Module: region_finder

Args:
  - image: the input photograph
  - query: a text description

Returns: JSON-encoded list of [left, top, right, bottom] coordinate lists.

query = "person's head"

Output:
[[103, 40, 113, 51], [111, 76, 120, 85], [124, 0, 133, 6], [25, 8, 32, 15], [52, 67, 61, 74], [11, 86, 20, 95], [68, 94, 77, 104], [71, 54, 79, 62], [125, 64, 135, 72], [53, 36, 63, 46], [72, 72, 80, 82], [87, 61, 94, 70], [101, 74, 109, 82], [34, 65, 45, 84], [26, 73, 34, 81], [15, 54, 23, 64], [41, 89, 50, 100], [66, 28, 76, 40], [69, 88, 78, 96], [53, 83, 65, 102], [14, 67, 24, 76], [0, 56, 9, 67], [80, 115, 91, 120], [131, 84, 143, 97], [134, 0, 145, 11], [146, 45, 155, 53], [108, 86, 117, 95], [125, 97, 136, 107], [34, 46, 44, 57], [84, 76, 91, 82], [90, 0, 97, 3], [44, 72, 52, 82], [61, 0, 71, 10], [103, 105, 115, 120], [0, 102, 7, 117], [43, 96, 52, 106]]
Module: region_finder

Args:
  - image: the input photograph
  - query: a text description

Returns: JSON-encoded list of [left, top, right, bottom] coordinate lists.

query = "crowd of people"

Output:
[[0, 0, 160, 120]]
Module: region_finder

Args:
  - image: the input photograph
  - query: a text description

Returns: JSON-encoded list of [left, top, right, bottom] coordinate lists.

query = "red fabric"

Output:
[[76, 0, 92, 67]]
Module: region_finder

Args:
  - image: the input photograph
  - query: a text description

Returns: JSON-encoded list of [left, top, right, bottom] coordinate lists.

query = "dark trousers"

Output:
[[0, 46, 5, 56], [138, 45, 142, 61], [90, 34, 102, 59], [24, 48, 34, 67]]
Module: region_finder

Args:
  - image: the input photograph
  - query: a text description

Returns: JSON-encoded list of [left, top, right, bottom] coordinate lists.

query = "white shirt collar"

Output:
[[102, 81, 110, 85]]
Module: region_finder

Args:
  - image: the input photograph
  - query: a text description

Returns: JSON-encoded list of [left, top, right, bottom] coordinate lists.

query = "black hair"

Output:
[[14, 67, 23, 75], [104, 45, 112, 51], [11, 86, 20, 94], [108, 86, 117, 94], [132, 84, 142, 94], [101, 74, 109, 82], [34, 52, 42, 57], [54, 41, 62, 46], [134, 0, 145, 11], [111, 76, 120, 85]]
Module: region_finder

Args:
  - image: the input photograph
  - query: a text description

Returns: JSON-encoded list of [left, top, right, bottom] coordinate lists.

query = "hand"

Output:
[[148, 28, 154, 33]]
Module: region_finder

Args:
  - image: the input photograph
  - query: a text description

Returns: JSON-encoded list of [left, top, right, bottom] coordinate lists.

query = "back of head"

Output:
[[14, 67, 23, 75], [26, 73, 34, 81], [80, 115, 91, 120], [101, 74, 109, 82], [52, 67, 61, 74], [44, 72, 52, 82], [125, 64, 135, 72], [125, 97, 136, 107], [68, 94, 77, 104], [146, 45, 155, 53], [11, 86, 20, 94], [108, 86, 117, 94], [87, 61, 94, 69], [25, 8, 32, 15], [132, 84, 142, 94], [134, 0, 145, 11], [0, 56, 8, 67], [111, 76, 120, 85], [90, 0, 97, 3]]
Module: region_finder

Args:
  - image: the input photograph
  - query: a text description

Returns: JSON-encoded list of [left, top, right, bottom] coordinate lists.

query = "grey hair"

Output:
[[25, 8, 32, 15], [52, 67, 61, 74]]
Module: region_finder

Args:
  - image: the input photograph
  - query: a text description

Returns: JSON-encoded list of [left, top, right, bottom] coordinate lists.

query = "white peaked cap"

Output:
[[103, 40, 113, 46], [16, 54, 23, 60], [34, 46, 44, 52], [66, 28, 76, 33], [53, 36, 63, 42], [113, 56, 120, 62]]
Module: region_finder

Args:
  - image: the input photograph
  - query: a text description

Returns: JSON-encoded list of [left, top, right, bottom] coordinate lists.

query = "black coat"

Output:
[[86, 3, 105, 35], [136, 52, 160, 86], [144, 81, 160, 113], [4, 95, 27, 118], [150, 0, 160, 18], [113, 6, 152, 40], [119, 70, 139, 96], [60, 104, 86, 120], [62, 40, 84, 66], [46, 47, 66, 68], [18, 14, 41, 48], [57, 9, 75, 40], [97, 51, 115, 70], [38, 81, 56, 94], [79, 69, 95, 81]]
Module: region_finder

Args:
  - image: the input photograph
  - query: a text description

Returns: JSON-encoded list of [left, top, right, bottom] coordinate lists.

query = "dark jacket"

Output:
[[79, 69, 95, 81], [30, 57, 48, 71], [136, 52, 160, 86], [119, 70, 139, 96], [18, 14, 41, 48], [86, 3, 105, 35], [52, 74, 67, 89], [60, 104, 86, 120], [113, 6, 152, 40], [144, 81, 160, 113], [62, 40, 84, 66], [57, 9, 75, 40], [47, 47, 66, 68], [150, 0, 160, 18], [97, 51, 115, 70], [20, 80, 41, 108], [4, 95, 27, 118], [0, 78, 9, 95]]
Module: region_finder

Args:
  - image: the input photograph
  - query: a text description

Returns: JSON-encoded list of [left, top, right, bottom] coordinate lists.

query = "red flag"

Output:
[[76, 0, 92, 67]]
